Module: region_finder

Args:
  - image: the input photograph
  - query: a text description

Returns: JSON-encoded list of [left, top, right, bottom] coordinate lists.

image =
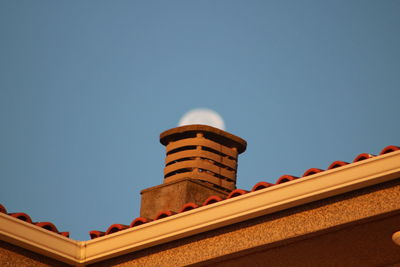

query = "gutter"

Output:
[[0, 213, 80, 265], [1, 150, 400, 266]]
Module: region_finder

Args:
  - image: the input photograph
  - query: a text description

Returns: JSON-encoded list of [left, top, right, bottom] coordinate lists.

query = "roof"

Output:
[[1, 144, 399, 266], [88, 144, 400, 239]]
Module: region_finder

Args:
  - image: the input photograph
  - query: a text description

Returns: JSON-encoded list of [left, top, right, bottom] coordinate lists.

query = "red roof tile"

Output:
[[155, 210, 176, 220], [327, 160, 349, 170], [105, 224, 129, 235], [202, 195, 224, 206], [130, 217, 152, 227], [353, 153, 375, 162], [251, 181, 274, 191], [227, 189, 249, 199], [0, 204, 7, 214], [9, 212, 33, 223], [34, 222, 59, 233], [380, 145, 400, 155], [179, 203, 199, 213], [302, 168, 324, 177], [276, 174, 299, 184], [89, 230, 105, 239]]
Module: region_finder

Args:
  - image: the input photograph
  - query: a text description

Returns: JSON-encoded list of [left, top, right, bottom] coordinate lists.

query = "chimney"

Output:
[[140, 125, 247, 219]]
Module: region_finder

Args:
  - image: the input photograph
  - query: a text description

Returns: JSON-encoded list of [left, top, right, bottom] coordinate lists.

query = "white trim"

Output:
[[0, 213, 80, 265], [1, 150, 400, 266]]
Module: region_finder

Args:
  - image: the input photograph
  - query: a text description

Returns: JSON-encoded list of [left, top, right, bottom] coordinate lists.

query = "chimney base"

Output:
[[140, 178, 229, 219]]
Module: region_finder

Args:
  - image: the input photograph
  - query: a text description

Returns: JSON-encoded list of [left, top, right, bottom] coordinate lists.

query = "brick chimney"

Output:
[[140, 125, 247, 219]]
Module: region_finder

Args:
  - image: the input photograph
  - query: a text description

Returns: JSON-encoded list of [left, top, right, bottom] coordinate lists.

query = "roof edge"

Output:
[[0, 213, 81, 265], [1, 150, 400, 265], [83, 150, 400, 264]]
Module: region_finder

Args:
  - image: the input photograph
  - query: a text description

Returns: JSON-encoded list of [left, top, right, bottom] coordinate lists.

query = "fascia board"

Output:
[[83, 150, 400, 264], [1, 150, 400, 265]]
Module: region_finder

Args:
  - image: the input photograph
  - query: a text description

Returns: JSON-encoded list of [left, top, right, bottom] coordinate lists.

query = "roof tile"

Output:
[[105, 224, 129, 235], [0, 204, 7, 214], [302, 168, 324, 177], [353, 153, 375, 162], [179, 203, 199, 213], [276, 174, 299, 184], [227, 189, 249, 199], [130, 217, 152, 227], [9, 212, 32, 223], [251, 181, 274, 191], [327, 161, 349, 170], [34, 222, 59, 233], [89, 230, 105, 239], [155, 210, 176, 220], [6, 143, 391, 240], [380, 145, 400, 155], [202, 195, 224, 206]]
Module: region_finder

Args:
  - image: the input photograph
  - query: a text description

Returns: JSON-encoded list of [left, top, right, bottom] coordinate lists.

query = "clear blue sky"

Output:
[[1, 1, 399, 240]]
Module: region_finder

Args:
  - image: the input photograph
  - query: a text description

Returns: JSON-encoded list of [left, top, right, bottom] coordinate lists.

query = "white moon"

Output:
[[178, 108, 225, 130]]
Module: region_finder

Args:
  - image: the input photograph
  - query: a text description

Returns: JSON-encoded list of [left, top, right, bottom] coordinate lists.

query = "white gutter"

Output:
[[1, 150, 400, 266], [0, 213, 81, 265]]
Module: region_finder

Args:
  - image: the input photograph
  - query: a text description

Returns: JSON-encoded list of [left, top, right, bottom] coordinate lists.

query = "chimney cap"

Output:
[[160, 124, 247, 154]]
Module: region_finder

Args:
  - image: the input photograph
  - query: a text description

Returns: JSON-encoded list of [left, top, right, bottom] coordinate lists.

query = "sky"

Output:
[[1, 1, 399, 241]]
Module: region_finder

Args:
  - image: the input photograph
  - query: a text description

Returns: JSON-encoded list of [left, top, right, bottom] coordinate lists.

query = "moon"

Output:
[[178, 108, 225, 130]]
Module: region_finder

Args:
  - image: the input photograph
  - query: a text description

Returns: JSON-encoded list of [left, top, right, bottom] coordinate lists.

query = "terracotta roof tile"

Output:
[[302, 168, 324, 177], [353, 153, 375, 162], [88, 144, 399, 239], [34, 222, 59, 233], [327, 160, 349, 169], [276, 174, 299, 184], [155, 210, 176, 220], [89, 230, 105, 239], [227, 189, 249, 199], [9, 212, 33, 223], [179, 203, 199, 213], [0, 204, 7, 214], [130, 217, 152, 227], [202, 195, 224, 206], [380, 145, 400, 155], [105, 224, 129, 235], [251, 181, 274, 191]]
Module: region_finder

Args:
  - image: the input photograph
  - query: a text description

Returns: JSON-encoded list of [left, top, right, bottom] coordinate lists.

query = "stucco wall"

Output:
[[204, 212, 400, 267], [0, 240, 69, 267], [90, 178, 400, 267]]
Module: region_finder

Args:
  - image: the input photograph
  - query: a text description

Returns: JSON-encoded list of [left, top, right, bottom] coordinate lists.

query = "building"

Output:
[[1, 125, 400, 266]]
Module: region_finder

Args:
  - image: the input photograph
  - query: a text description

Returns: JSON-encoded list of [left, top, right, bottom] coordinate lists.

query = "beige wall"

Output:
[[205, 212, 400, 267], [90, 178, 400, 267], [0, 240, 69, 267]]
